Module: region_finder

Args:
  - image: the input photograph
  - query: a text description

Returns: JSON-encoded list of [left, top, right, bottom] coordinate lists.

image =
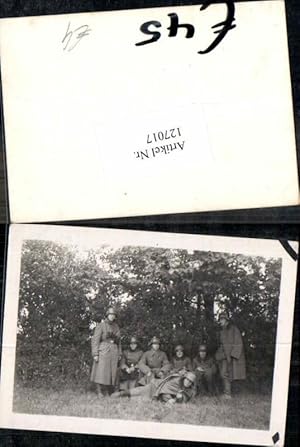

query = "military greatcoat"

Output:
[[153, 373, 196, 402], [90, 319, 121, 386], [128, 373, 196, 403], [215, 323, 246, 380]]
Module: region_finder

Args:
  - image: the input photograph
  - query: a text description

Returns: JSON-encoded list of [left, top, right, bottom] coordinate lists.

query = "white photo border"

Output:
[[0, 224, 298, 446]]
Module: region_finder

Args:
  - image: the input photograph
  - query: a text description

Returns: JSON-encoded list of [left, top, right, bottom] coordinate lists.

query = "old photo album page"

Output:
[[0, 0, 299, 222], [0, 224, 298, 446]]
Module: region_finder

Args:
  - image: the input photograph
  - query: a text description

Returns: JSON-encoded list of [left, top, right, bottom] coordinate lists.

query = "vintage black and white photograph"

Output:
[[0, 225, 298, 445]]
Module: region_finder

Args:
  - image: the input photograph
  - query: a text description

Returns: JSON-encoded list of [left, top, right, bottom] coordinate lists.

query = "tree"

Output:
[[16, 241, 281, 389]]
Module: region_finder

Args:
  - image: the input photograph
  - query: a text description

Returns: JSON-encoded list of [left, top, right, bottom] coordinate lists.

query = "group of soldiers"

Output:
[[91, 307, 246, 406]]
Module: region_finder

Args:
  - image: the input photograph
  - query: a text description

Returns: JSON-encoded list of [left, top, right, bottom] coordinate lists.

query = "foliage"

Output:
[[15, 240, 281, 388]]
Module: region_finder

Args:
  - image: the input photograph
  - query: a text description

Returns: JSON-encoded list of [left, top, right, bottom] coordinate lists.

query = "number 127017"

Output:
[[147, 128, 181, 144]]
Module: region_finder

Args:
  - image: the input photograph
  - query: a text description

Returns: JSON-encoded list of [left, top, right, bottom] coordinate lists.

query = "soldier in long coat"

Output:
[[90, 307, 121, 397], [215, 311, 246, 398], [119, 336, 144, 390], [138, 336, 170, 385], [112, 371, 196, 405], [170, 344, 192, 374]]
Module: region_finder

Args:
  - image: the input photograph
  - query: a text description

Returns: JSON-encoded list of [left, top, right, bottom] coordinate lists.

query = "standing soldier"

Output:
[[170, 344, 192, 374], [119, 336, 144, 390], [138, 336, 170, 385], [215, 311, 246, 399], [90, 307, 121, 397]]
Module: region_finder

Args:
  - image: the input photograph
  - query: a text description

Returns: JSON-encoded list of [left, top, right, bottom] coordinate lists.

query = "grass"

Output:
[[13, 384, 272, 430]]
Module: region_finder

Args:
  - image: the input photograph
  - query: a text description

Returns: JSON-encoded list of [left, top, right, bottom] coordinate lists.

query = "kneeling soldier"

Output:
[[119, 336, 143, 390], [193, 344, 217, 395], [138, 336, 170, 385]]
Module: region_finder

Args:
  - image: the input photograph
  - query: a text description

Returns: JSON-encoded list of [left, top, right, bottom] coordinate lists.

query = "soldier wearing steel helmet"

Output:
[[112, 370, 196, 405], [215, 311, 246, 399], [119, 336, 144, 390], [192, 343, 217, 395], [90, 307, 121, 397], [138, 336, 170, 385], [170, 344, 192, 374]]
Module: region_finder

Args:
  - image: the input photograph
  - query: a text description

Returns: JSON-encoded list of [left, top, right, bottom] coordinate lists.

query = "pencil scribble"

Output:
[[62, 22, 91, 52]]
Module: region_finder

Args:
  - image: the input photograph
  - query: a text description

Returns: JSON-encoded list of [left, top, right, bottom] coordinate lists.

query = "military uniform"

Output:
[[171, 356, 192, 374], [120, 348, 144, 390], [215, 321, 246, 396], [113, 372, 196, 404], [192, 355, 217, 394], [138, 349, 170, 385], [90, 319, 121, 387], [152, 373, 196, 403]]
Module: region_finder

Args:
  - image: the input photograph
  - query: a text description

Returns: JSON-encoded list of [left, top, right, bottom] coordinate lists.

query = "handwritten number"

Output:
[[199, 1, 236, 54], [135, 21, 162, 46], [62, 22, 91, 52], [62, 22, 72, 50], [135, 0, 236, 54]]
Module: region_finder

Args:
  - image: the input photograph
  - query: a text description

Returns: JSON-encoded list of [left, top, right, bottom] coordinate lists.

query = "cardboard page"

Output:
[[0, 1, 298, 222]]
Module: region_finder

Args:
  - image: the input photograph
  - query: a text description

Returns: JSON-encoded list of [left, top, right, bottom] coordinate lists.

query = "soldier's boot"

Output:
[[120, 390, 131, 398], [101, 385, 110, 396], [107, 385, 115, 396], [111, 391, 120, 398], [96, 384, 104, 398], [223, 378, 232, 399], [206, 379, 215, 396], [111, 390, 130, 398]]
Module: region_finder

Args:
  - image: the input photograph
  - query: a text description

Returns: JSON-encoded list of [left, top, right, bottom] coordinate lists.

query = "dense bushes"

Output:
[[15, 240, 281, 390]]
